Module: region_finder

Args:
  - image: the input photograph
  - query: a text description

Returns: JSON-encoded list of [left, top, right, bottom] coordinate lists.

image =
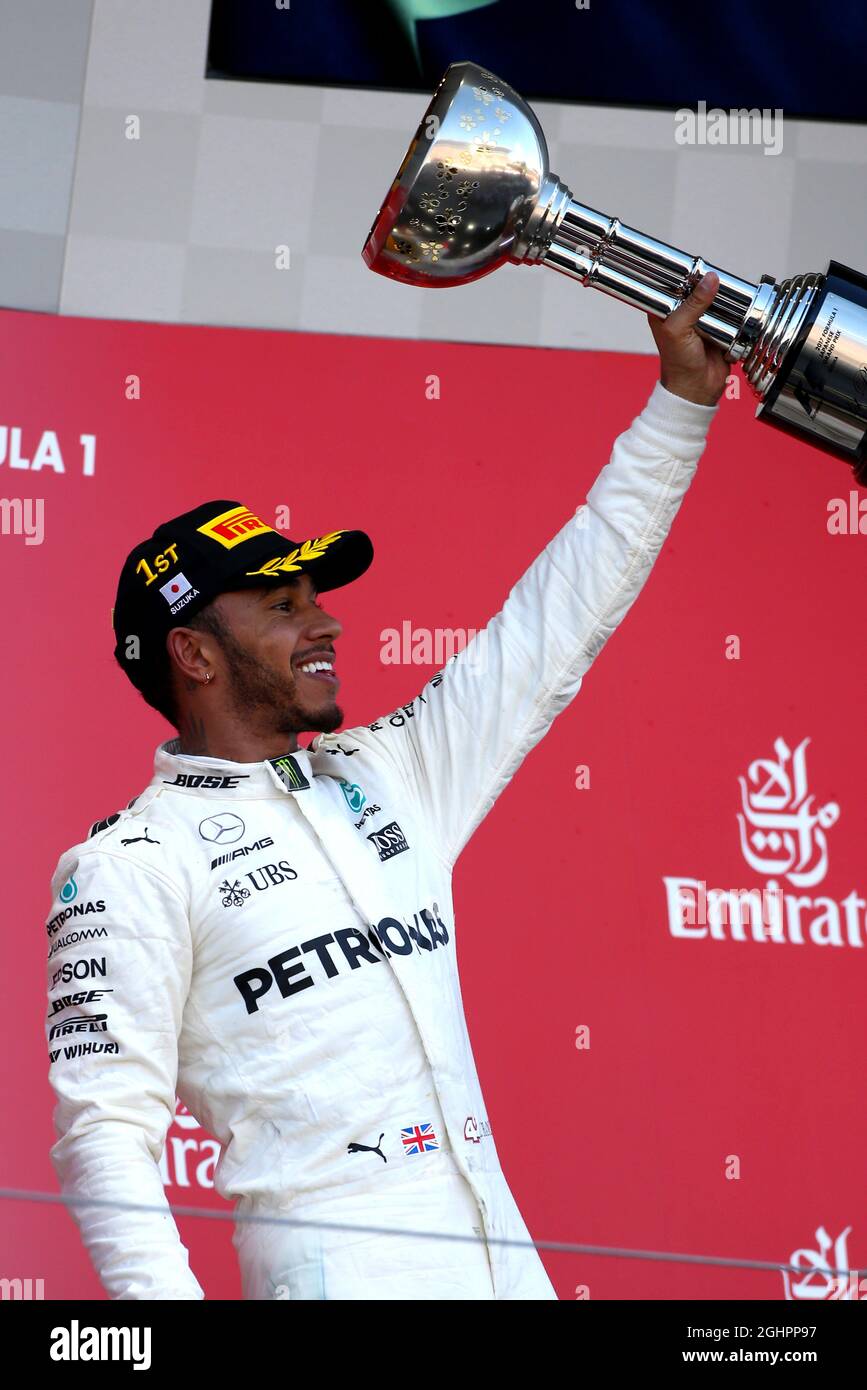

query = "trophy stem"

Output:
[[540, 196, 761, 356]]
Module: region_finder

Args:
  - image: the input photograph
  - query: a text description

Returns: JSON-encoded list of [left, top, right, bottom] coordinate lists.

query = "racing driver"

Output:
[[44, 274, 726, 1300]]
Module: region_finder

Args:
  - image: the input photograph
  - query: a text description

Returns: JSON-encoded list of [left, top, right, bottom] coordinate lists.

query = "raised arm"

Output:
[[356, 276, 727, 865], [45, 847, 204, 1299]]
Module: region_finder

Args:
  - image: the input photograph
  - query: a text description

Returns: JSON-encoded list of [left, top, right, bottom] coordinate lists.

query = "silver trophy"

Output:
[[362, 60, 867, 484]]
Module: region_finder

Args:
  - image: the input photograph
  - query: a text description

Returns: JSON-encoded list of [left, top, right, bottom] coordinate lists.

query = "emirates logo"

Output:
[[737, 736, 839, 887], [662, 736, 862, 948]]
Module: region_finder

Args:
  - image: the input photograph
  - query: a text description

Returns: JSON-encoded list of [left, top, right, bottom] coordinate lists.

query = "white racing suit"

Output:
[[44, 383, 717, 1299]]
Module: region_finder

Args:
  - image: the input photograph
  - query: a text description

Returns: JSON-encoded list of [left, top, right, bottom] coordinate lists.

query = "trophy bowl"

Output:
[[363, 60, 867, 482]]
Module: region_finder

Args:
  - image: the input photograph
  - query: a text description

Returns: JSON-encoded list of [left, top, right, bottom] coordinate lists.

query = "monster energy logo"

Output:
[[268, 755, 310, 792]]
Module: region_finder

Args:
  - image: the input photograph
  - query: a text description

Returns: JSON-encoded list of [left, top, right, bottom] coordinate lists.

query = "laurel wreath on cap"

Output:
[[245, 532, 343, 577]]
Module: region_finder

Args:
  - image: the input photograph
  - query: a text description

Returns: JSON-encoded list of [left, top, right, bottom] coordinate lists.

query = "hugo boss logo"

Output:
[[367, 821, 409, 861]]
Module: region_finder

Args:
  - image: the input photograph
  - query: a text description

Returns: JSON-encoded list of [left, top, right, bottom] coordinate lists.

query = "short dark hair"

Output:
[[117, 598, 231, 728]]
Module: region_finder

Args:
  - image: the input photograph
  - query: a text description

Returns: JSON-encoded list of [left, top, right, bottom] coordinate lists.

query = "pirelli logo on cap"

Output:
[[197, 505, 274, 549]]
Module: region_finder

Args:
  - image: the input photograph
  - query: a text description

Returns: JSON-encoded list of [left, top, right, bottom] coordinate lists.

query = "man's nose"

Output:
[[307, 603, 341, 638]]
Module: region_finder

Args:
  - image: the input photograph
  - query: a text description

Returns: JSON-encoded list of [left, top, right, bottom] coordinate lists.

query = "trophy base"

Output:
[[755, 262, 867, 484]]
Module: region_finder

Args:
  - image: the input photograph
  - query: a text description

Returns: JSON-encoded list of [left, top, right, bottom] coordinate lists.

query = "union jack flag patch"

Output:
[[400, 1122, 440, 1156]]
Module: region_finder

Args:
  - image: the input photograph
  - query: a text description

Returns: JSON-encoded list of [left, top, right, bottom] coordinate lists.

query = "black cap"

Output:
[[112, 500, 373, 694]]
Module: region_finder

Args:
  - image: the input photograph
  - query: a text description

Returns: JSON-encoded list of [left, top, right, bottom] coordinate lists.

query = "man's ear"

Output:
[[167, 625, 209, 685]]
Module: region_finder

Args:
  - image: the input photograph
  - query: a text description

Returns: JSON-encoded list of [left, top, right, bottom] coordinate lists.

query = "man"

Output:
[[44, 275, 727, 1300]]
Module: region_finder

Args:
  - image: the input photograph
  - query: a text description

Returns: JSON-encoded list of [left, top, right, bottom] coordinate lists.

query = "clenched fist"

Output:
[[648, 271, 730, 406]]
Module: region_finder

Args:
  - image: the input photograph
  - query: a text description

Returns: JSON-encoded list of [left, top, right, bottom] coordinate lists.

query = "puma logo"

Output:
[[347, 1132, 387, 1163], [121, 828, 160, 846]]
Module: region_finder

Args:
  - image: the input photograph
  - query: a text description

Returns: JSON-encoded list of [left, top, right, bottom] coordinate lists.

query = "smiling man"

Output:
[[44, 275, 727, 1301], [167, 569, 348, 761]]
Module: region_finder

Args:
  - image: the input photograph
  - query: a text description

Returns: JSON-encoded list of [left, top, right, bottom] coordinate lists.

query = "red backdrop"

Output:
[[1, 305, 864, 1301]]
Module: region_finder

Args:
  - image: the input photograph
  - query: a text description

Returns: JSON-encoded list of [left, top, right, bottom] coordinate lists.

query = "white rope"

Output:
[[1, 1187, 862, 1278]]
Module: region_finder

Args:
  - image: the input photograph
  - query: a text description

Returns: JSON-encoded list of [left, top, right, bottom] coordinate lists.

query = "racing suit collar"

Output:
[[154, 738, 315, 797]]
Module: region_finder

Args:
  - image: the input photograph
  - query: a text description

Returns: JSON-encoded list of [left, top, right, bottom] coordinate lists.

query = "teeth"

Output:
[[299, 660, 334, 674]]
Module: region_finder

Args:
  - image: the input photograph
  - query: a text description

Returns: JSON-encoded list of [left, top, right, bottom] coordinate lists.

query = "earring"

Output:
[[203, 672, 213, 685]]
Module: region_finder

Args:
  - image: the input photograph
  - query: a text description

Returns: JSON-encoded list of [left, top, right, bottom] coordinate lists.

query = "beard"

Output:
[[220, 626, 344, 736]]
